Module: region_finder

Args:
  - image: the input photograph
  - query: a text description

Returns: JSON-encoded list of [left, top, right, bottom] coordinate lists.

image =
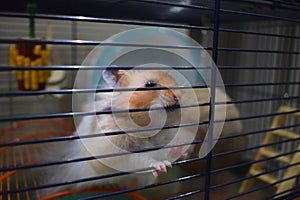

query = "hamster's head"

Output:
[[103, 69, 182, 127]]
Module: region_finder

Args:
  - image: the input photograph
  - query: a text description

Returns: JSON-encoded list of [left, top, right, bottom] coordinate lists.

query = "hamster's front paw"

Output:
[[150, 160, 172, 177]]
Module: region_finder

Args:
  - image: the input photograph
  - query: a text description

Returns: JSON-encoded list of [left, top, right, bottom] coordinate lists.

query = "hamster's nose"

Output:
[[172, 91, 181, 103], [173, 94, 179, 103]]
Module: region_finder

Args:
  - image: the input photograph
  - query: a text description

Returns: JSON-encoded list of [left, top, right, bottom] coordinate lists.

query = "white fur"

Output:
[[39, 87, 196, 196]]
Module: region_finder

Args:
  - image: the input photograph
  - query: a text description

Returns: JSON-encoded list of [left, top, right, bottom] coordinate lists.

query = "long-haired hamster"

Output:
[[38, 69, 199, 195]]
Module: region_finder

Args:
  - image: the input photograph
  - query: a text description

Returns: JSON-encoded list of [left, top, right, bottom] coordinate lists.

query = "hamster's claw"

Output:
[[150, 160, 172, 177]]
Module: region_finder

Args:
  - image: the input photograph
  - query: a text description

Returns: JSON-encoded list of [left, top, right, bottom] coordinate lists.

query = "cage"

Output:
[[1, 0, 300, 200]]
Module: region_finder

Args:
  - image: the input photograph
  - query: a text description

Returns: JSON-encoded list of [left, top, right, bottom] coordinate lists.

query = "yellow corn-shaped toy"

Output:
[[33, 45, 42, 55], [9, 43, 51, 91], [30, 70, 38, 90], [23, 57, 31, 90], [38, 70, 45, 83]]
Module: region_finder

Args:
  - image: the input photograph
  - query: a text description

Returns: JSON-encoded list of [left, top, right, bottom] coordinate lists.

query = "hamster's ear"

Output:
[[102, 69, 127, 88]]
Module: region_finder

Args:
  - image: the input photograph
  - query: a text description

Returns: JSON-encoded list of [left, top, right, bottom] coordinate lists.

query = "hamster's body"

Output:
[[39, 70, 199, 195]]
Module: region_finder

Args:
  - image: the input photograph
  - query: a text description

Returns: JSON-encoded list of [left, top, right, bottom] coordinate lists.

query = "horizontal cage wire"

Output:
[[1, 0, 300, 200]]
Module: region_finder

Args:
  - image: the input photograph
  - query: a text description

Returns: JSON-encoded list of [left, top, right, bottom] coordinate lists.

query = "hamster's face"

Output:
[[119, 71, 182, 127], [105, 70, 183, 127], [124, 71, 182, 111]]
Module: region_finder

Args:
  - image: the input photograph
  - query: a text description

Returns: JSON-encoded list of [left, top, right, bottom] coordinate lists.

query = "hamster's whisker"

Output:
[[163, 103, 181, 112]]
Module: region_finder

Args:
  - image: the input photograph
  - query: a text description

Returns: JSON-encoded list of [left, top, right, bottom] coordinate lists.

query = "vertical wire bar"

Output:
[[22, 146, 30, 200], [6, 149, 11, 200], [0, 148, 3, 200], [288, 23, 298, 106], [204, 0, 220, 199], [31, 144, 41, 199], [12, 146, 18, 200]]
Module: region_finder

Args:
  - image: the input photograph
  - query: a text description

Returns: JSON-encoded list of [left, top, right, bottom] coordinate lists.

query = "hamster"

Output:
[[38, 69, 200, 195]]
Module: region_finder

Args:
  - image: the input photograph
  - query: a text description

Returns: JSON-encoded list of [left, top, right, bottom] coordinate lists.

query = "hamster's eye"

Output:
[[145, 80, 157, 87]]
